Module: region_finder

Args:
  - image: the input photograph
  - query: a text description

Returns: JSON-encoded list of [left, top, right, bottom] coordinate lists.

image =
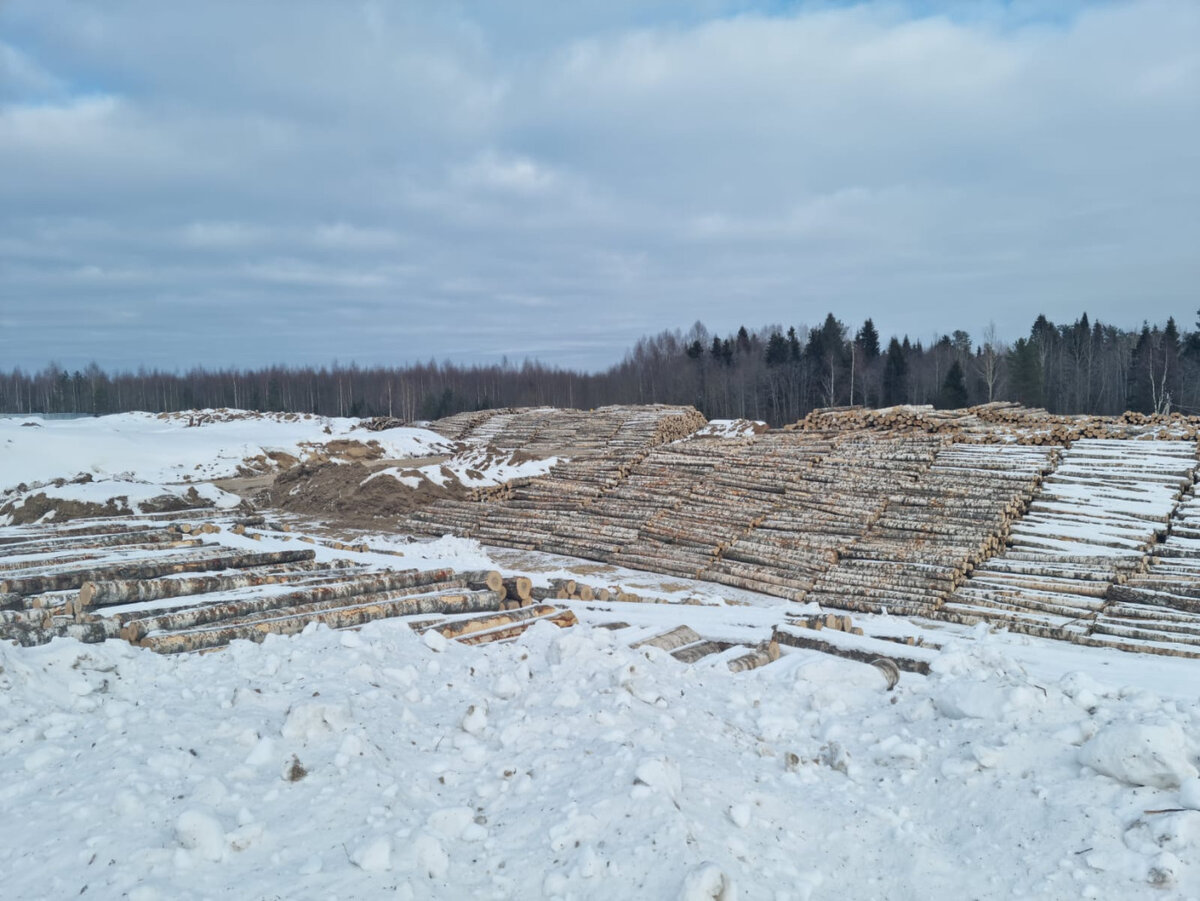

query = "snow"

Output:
[[1, 618, 1199, 899], [692, 419, 766, 439], [0, 411, 454, 491], [1079, 724, 1199, 789], [365, 446, 559, 490], [1, 477, 240, 524]]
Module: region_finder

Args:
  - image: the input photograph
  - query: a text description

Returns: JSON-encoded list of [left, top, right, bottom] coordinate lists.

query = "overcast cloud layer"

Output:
[[1, 0, 1197, 372]]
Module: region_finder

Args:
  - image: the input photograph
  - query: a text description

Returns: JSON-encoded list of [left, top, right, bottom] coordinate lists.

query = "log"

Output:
[[464, 570, 505, 593], [502, 576, 533, 603], [0, 548, 317, 596], [117, 569, 465, 641], [727, 639, 781, 673], [75, 559, 359, 611], [772, 625, 933, 674], [139, 589, 505, 654], [454, 609, 578, 644], [631, 625, 701, 652], [671, 640, 729, 664], [434, 604, 564, 641]]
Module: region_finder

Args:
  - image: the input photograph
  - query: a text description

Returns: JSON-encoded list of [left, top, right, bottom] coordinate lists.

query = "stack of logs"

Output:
[[1096, 489, 1200, 654], [0, 517, 577, 653], [940, 439, 1200, 657], [801, 442, 1057, 617], [789, 403, 1200, 444], [403, 406, 1200, 658]]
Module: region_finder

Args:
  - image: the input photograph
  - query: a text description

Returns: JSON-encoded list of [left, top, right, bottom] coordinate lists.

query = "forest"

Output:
[[2, 312, 1195, 427]]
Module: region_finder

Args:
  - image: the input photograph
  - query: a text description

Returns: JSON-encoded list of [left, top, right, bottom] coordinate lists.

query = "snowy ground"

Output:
[[1, 413, 1199, 899], [2, 615, 1199, 900]]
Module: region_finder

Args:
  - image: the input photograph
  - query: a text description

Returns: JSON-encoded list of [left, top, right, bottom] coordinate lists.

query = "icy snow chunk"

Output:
[[461, 703, 487, 736], [1180, 776, 1200, 810], [1124, 811, 1200, 856], [24, 743, 65, 771], [175, 810, 226, 861], [1079, 723, 1198, 788], [932, 681, 1015, 720], [299, 855, 323, 875], [412, 833, 449, 879], [679, 862, 738, 901], [227, 822, 264, 853], [427, 807, 474, 839], [245, 735, 275, 766], [873, 735, 923, 767], [492, 673, 521, 700], [280, 702, 353, 742], [422, 629, 449, 653], [351, 836, 392, 872], [553, 688, 581, 708], [633, 757, 682, 805], [728, 804, 751, 828]]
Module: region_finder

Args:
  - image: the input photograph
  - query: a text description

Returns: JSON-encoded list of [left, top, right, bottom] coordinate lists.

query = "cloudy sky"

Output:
[[1, 1, 1196, 372]]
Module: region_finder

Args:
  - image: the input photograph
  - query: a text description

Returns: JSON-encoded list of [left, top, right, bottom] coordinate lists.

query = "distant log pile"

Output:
[[698, 433, 939, 599], [940, 439, 1200, 657], [410, 404, 710, 544], [790, 402, 1200, 444]]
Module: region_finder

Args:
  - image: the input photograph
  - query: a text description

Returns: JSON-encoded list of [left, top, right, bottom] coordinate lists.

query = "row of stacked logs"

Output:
[[0, 516, 577, 652], [939, 439, 1200, 657], [789, 402, 1200, 444]]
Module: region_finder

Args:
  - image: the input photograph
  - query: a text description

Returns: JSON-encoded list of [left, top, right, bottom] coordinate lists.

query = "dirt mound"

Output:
[[268, 461, 468, 521], [1, 486, 216, 525], [323, 439, 385, 461]]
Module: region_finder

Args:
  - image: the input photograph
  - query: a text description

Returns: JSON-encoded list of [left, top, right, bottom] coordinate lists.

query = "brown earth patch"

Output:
[[323, 439, 385, 461], [268, 461, 468, 523], [1, 486, 218, 525], [3, 493, 131, 525]]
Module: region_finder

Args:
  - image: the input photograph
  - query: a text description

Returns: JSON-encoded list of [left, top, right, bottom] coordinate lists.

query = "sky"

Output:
[[0, 0, 1197, 373]]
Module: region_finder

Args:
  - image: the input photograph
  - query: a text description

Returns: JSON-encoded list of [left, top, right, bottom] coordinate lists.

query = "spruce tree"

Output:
[[938, 360, 968, 409], [882, 337, 908, 406]]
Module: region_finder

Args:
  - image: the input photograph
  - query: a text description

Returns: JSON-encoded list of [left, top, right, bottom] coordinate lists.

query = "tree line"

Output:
[[3, 312, 1197, 426]]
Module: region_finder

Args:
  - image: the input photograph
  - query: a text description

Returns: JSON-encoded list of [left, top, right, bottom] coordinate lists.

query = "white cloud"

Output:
[[0, 0, 1197, 371], [452, 151, 560, 195]]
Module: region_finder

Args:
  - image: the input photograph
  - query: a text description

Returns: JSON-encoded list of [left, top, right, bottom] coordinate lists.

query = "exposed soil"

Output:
[[266, 460, 469, 524], [3, 493, 132, 525], [0, 486, 216, 525]]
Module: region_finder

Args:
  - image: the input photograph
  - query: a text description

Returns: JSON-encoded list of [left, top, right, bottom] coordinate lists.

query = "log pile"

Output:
[[0, 515, 575, 652], [402, 406, 1200, 659], [802, 442, 1057, 616], [1088, 486, 1200, 655], [699, 433, 939, 599], [939, 439, 1200, 655], [789, 402, 1200, 444], [408, 405, 710, 542]]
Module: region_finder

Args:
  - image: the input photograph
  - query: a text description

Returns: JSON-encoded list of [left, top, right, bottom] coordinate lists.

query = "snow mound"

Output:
[[1079, 723, 1198, 789]]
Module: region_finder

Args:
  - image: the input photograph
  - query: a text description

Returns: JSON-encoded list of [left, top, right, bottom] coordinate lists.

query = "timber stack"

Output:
[[1097, 487, 1200, 655], [789, 402, 1200, 443], [0, 515, 575, 653], [939, 439, 1200, 656], [802, 442, 1057, 616]]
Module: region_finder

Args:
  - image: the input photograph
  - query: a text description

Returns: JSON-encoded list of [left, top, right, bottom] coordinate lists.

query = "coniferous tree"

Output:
[[856, 319, 881, 360], [938, 360, 968, 409], [1007, 338, 1044, 407], [882, 337, 908, 406]]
